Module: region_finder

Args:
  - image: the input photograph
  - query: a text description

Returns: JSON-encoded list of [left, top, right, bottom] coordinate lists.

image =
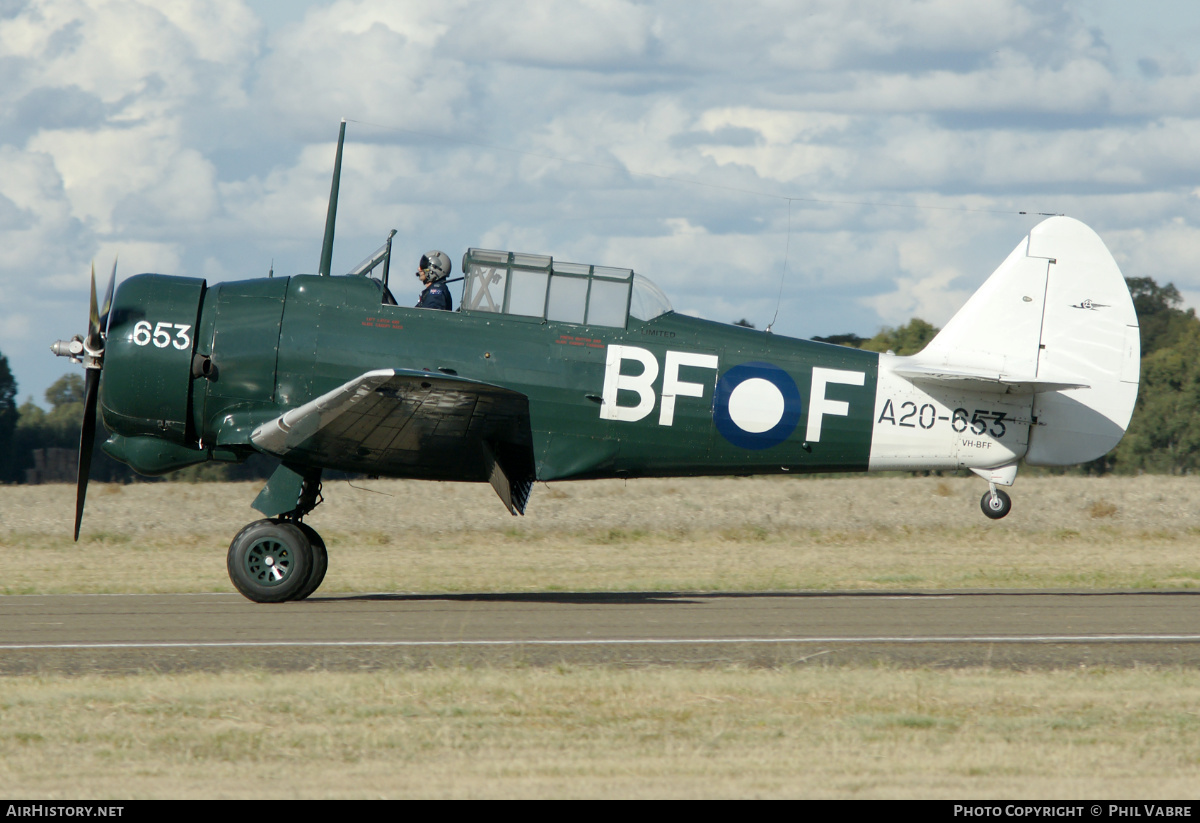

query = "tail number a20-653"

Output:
[[132, 320, 192, 350], [878, 400, 1007, 438]]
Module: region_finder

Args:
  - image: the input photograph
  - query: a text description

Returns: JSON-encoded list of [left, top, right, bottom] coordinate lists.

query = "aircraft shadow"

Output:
[[317, 591, 702, 605], [311, 589, 1200, 606]]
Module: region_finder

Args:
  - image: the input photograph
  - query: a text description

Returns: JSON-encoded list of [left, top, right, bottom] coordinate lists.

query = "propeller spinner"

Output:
[[51, 259, 116, 541]]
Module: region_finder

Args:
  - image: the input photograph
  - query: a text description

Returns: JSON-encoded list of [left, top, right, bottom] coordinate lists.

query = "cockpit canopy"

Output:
[[460, 248, 673, 328], [345, 238, 674, 327]]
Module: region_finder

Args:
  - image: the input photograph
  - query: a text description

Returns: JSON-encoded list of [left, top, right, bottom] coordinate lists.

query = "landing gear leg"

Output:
[[980, 484, 1012, 520]]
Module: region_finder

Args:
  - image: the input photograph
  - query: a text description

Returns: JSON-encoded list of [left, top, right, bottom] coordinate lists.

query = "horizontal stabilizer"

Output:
[[891, 363, 1089, 394]]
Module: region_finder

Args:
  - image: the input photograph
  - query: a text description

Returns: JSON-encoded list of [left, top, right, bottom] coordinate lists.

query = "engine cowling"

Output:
[[101, 273, 206, 445]]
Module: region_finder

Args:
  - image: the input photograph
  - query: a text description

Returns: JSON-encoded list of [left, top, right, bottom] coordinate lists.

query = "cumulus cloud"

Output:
[[1, 0, 258, 111], [1107, 217, 1200, 292], [252, 2, 472, 136], [452, 0, 652, 67]]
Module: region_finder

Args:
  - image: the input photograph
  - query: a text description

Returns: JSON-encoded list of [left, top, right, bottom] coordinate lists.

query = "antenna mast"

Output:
[[318, 119, 346, 276]]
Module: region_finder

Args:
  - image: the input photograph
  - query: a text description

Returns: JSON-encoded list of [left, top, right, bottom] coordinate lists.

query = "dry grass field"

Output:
[[3, 474, 1200, 798], [2, 473, 1199, 594], [3, 667, 1200, 799]]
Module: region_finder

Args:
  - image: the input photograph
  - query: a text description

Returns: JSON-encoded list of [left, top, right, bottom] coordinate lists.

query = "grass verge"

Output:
[[2, 665, 1199, 799]]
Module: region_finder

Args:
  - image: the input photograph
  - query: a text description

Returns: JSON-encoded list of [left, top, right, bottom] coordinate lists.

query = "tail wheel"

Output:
[[227, 519, 313, 603], [292, 523, 328, 601], [980, 488, 1012, 520]]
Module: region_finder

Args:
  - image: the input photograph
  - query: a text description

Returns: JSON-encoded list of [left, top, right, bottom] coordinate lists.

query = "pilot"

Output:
[[415, 250, 453, 311]]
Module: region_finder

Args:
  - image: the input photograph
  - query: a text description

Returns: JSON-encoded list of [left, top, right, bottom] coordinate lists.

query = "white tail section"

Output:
[[904, 216, 1139, 466]]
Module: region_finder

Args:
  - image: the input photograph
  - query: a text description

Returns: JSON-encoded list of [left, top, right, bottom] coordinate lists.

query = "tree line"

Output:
[[0, 275, 1195, 483]]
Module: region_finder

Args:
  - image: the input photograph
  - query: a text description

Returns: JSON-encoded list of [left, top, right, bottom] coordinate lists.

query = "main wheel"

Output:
[[292, 523, 328, 601], [980, 488, 1012, 520], [227, 519, 313, 603]]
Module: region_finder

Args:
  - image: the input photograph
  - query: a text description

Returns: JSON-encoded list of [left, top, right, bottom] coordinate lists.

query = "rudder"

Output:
[[1024, 217, 1140, 465]]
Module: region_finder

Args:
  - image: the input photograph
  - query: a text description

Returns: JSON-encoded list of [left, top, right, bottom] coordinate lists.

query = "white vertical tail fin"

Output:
[[904, 216, 1139, 465]]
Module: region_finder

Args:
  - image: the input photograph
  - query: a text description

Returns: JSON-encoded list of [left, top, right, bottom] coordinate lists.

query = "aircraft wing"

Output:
[[250, 368, 535, 514]]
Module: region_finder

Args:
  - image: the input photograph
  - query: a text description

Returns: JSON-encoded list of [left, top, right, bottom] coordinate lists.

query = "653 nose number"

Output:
[[132, 320, 192, 350]]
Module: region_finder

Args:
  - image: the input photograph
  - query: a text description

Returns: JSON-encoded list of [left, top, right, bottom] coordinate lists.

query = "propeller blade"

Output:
[[98, 257, 116, 334], [86, 262, 101, 352], [74, 367, 101, 541]]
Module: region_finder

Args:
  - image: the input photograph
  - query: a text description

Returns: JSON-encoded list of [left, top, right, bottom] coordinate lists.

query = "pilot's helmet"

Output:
[[420, 250, 452, 282]]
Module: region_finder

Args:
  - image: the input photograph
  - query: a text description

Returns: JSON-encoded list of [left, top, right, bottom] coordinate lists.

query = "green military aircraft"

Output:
[[53, 122, 1141, 603]]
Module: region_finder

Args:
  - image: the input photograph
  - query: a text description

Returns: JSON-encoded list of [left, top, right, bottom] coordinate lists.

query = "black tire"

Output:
[[980, 488, 1012, 520], [292, 523, 328, 601], [227, 519, 313, 603]]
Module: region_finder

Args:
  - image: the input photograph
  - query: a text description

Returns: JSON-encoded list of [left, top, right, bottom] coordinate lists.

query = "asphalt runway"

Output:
[[2, 590, 1200, 674]]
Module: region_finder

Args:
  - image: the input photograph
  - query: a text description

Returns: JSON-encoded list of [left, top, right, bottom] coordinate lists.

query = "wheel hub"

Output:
[[246, 538, 292, 585]]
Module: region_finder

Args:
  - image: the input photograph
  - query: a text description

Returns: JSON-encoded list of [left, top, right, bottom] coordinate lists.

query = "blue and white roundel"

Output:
[[713, 362, 802, 449]]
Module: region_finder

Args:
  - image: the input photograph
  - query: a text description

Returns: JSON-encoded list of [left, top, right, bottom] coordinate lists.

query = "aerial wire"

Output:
[[766, 198, 793, 334]]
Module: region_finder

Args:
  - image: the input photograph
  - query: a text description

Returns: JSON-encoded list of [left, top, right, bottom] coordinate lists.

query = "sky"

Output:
[[4, 0, 1200, 407]]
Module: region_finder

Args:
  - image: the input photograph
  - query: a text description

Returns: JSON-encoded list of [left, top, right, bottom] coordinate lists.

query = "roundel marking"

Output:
[[727, 378, 784, 433], [713, 362, 802, 450]]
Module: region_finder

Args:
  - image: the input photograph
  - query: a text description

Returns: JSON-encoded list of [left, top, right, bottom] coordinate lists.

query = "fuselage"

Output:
[[100, 271, 1028, 481]]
